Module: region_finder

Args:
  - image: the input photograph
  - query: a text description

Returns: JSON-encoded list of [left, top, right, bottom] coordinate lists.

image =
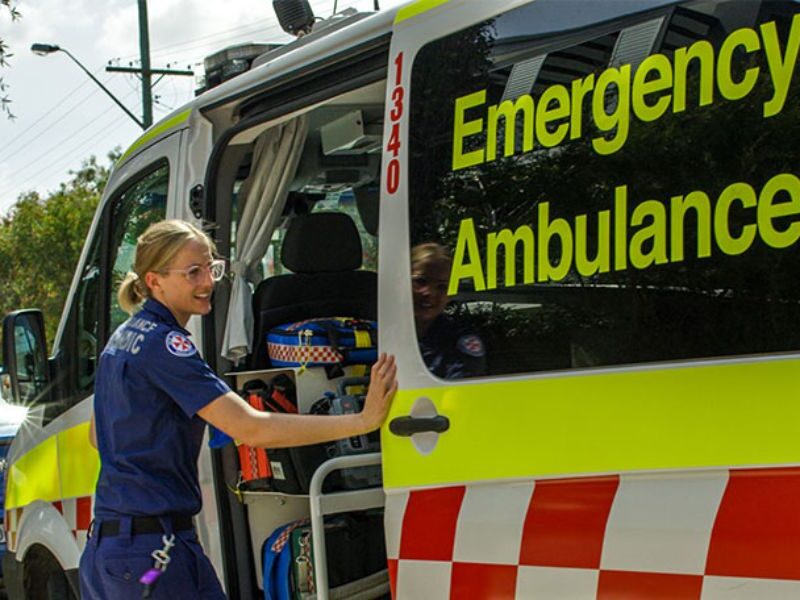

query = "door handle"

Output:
[[389, 415, 450, 436]]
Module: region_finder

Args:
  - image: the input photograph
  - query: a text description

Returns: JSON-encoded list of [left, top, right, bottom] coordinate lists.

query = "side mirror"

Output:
[[2, 310, 49, 404]]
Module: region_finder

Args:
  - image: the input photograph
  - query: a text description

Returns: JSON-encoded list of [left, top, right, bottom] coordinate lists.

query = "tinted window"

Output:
[[75, 163, 168, 393], [108, 167, 168, 331], [409, 0, 800, 377]]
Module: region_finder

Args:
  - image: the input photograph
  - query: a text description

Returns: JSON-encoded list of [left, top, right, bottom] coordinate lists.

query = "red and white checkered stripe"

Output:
[[4, 495, 94, 554], [267, 342, 343, 365], [3, 505, 22, 553], [385, 467, 800, 598]]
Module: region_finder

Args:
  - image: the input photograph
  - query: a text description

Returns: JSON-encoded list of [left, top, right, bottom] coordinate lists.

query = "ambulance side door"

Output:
[[380, 0, 800, 598]]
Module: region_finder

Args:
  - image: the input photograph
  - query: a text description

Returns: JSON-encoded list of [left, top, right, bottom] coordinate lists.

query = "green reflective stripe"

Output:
[[395, 0, 451, 24], [118, 108, 192, 165]]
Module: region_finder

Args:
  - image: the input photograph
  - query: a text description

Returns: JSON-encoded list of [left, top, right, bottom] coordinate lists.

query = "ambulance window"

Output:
[[74, 163, 168, 392], [108, 165, 168, 331], [408, 0, 800, 378]]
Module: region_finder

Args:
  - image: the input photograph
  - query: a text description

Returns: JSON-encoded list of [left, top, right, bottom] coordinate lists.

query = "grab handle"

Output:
[[389, 415, 450, 436]]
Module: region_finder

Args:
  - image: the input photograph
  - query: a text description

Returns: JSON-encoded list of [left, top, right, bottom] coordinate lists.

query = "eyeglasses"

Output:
[[162, 259, 226, 284], [412, 275, 449, 294]]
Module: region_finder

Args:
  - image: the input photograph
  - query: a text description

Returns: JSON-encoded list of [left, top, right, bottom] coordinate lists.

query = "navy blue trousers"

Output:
[[79, 517, 226, 600]]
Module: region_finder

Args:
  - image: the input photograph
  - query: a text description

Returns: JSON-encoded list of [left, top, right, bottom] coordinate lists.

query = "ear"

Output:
[[144, 271, 161, 295]]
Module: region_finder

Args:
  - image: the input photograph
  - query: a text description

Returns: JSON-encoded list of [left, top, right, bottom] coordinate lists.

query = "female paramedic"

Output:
[[412, 243, 486, 379], [79, 219, 398, 599]]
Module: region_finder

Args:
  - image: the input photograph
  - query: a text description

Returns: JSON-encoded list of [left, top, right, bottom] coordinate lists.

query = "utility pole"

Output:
[[138, 0, 153, 129], [105, 0, 193, 129]]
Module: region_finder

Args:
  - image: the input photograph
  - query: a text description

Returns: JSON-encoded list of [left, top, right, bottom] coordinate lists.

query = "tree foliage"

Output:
[[0, 0, 20, 119], [0, 152, 118, 345]]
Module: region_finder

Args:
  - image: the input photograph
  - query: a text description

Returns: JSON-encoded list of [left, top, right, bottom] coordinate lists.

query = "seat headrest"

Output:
[[282, 213, 362, 273]]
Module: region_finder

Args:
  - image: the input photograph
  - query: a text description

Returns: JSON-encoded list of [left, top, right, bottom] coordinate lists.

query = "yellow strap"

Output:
[[354, 330, 371, 348]]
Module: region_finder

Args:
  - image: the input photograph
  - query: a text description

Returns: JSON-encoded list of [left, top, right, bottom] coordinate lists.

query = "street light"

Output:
[[31, 43, 146, 130]]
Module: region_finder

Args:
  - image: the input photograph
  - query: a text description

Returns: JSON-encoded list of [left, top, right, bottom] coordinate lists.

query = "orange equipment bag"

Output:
[[237, 377, 297, 488]]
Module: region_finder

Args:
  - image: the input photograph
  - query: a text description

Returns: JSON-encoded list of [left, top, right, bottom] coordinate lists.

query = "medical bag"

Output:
[[269, 378, 381, 494], [262, 512, 388, 600], [237, 377, 298, 491], [309, 377, 382, 490], [266, 378, 382, 495], [266, 317, 377, 371]]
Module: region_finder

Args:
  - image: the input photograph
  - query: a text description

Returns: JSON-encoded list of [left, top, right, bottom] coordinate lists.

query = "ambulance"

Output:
[[4, 0, 800, 597]]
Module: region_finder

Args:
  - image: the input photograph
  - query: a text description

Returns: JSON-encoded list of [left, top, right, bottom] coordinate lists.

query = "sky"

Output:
[[0, 0, 406, 215]]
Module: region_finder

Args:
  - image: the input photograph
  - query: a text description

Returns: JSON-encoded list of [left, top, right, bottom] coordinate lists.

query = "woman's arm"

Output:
[[198, 354, 398, 449]]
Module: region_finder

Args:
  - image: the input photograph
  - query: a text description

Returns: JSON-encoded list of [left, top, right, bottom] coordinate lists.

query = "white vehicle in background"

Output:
[[5, 0, 800, 598], [0, 397, 27, 591]]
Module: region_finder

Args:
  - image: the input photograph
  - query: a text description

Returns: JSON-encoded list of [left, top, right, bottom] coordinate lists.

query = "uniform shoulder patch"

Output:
[[457, 334, 485, 358], [165, 331, 197, 357]]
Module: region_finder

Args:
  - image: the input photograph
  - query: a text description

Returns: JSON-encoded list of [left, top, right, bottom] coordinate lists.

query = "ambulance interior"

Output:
[[207, 80, 390, 598]]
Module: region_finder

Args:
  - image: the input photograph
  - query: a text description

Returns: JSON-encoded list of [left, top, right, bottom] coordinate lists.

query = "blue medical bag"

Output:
[[266, 317, 377, 368]]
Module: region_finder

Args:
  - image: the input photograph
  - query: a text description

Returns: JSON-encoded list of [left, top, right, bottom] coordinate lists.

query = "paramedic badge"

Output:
[[457, 334, 485, 357], [166, 331, 197, 357]]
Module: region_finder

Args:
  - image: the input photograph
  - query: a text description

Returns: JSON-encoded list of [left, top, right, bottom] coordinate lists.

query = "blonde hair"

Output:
[[118, 219, 216, 315], [411, 242, 452, 271]]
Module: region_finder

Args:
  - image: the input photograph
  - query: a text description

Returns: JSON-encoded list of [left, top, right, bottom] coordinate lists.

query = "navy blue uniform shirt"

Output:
[[419, 314, 487, 379], [93, 299, 230, 518]]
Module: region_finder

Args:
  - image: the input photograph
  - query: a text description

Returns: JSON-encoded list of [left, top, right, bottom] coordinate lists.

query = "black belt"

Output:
[[98, 515, 194, 537]]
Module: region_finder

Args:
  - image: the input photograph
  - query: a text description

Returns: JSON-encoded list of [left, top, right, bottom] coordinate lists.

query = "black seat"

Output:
[[249, 212, 377, 369]]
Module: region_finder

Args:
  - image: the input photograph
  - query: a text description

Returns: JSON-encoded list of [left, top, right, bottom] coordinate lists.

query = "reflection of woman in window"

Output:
[[412, 243, 486, 379]]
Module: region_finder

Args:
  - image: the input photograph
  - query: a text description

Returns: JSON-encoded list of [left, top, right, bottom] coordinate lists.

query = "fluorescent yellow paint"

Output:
[[118, 108, 192, 165], [395, 0, 451, 24], [6, 422, 100, 509], [5, 435, 61, 509], [381, 358, 800, 489], [58, 422, 100, 499]]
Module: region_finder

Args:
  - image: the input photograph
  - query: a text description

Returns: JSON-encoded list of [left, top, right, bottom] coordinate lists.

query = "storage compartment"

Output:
[[229, 367, 387, 597], [262, 510, 389, 599], [232, 369, 382, 495]]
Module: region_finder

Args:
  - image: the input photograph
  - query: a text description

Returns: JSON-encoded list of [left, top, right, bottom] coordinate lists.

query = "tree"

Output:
[[0, 151, 118, 345], [0, 0, 20, 118]]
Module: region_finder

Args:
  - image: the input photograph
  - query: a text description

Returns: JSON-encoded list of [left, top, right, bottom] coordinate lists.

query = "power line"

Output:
[[0, 89, 138, 197], [0, 108, 120, 191], [151, 0, 363, 81], [0, 71, 110, 160], [0, 114, 130, 201], [119, 0, 362, 63], [0, 73, 118, 163], [1, 0, 375, 203], [0, 75, 95, 156], [148, 25, 289, 62], [116, 18, 274, 61]]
